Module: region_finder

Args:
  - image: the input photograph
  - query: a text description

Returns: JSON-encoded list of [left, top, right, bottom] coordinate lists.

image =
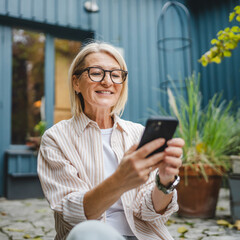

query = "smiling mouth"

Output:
[[96, 90, 113, 94]]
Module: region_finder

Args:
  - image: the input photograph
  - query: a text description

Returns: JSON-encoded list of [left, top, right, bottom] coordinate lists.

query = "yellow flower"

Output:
[[196, 142, 207, 153]]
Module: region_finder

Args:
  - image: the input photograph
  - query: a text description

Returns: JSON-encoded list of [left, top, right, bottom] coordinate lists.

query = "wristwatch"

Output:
[[155, 172, 180, 194]]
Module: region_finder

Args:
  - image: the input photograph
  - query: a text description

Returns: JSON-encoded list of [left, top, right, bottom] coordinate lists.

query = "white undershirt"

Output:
[[101, 128, 134, 236]]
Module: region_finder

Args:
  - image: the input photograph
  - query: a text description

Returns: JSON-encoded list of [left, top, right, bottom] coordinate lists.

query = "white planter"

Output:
[[231, 155, 240, 174]]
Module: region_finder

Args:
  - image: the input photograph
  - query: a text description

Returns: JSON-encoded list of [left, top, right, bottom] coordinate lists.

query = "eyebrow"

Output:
[[89, 65, 121, 70]]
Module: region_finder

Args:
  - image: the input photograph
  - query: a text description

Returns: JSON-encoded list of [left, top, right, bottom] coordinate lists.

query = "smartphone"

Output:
[[137, 116, 179, 157]]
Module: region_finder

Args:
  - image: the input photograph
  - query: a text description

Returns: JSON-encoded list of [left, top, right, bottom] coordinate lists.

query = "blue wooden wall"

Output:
[[0, 0, 240, 196]]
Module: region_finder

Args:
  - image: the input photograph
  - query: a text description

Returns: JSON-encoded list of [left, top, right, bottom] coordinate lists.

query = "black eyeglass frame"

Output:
[[74, 67, 128, 84]]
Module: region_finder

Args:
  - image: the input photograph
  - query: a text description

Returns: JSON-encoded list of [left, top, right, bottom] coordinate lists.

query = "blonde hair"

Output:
[[68, 41, 128, 117]]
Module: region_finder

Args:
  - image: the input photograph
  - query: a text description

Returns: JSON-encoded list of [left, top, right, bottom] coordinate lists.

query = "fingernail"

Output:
[[159, 138, 165, 144]]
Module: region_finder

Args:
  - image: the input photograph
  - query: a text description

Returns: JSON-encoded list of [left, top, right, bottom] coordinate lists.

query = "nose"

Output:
[[101, 72, 113, 86]]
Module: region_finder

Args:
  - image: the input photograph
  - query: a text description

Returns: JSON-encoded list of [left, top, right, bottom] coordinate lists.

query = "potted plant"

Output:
[[198, 4, 240, 221], [167, 73, 233, 218], [26, 120, 47, 151]]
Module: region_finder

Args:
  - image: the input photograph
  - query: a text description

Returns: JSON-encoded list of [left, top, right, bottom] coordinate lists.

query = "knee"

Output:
[[67, 220, 125, 240]]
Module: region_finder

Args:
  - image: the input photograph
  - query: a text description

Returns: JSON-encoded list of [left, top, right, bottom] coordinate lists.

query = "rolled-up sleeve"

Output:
[[132, 173, 178, 225]]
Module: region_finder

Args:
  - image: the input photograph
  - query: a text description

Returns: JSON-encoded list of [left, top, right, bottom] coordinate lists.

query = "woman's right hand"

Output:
[[83, 138, 166, 220], [114, 138, 166, 191]]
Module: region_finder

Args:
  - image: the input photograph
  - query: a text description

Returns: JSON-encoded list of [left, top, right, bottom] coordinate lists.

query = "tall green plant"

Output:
[[168, 73, 201, 159], [225, 109, 240, 156], [201, 96, 233, 171], [168, 73, 233, 181]]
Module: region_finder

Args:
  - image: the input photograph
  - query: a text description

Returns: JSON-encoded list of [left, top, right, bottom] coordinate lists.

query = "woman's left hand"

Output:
[[157, 138, 185, 186]]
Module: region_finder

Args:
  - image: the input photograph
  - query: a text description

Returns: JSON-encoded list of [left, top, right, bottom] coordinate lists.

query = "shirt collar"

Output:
[[72, 112, 129, 136], [112, 114, 129, 135]]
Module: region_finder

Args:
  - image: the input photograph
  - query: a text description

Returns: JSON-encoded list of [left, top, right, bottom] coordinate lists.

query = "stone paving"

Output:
[[0, 188, 239, 240]]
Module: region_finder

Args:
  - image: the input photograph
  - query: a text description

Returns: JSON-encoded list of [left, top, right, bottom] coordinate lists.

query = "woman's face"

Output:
[[73, 52, 123, 115]]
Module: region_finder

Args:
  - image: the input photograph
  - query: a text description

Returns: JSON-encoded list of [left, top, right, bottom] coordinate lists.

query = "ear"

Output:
[[72, 75, 80, 93]]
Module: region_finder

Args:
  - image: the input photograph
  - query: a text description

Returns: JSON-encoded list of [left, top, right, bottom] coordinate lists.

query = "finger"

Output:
[[167, 138, 185, 147], [164, 165, 180, 176], [126, 144, 138, 155], [136, 138, 165, 158], [144, 151, 165, 169], [164, 156, 182, 169], [165, 146, 183, 158]]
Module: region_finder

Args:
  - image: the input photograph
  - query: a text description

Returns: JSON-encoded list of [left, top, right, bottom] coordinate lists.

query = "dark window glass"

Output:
[[11, 29, 45, 144]]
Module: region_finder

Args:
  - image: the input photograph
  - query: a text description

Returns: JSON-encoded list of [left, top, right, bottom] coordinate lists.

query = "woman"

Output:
[[38, 42, 184, 240]]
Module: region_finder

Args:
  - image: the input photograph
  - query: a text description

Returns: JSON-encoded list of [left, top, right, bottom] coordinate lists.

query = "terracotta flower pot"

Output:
[[177, 165, 223, 218]]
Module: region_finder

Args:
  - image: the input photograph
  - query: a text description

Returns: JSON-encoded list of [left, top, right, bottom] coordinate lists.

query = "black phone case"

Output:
[[137, 116, 179, 157]]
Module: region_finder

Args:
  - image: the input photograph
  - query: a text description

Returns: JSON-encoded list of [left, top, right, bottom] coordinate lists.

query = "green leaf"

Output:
[[211, 39, 218, 45], [216, 206, 226, 211], [166, 219, 176, 226], [229, 12, 235, 22], [217, 219, 231, 227], [212, 56, 221, 64], [23, 234, 32, 239], [234, 6, 240, 11], [223, 50, 232, 57], [177, 226, 188, 234], [235, 6, 240, 14], [218, 34, 225, 40], [236, 15, 240, 22], [35, 208, 48, 213], [231, 26, 240, 32], [225, 42, 236, 49], [199, 57, 208, 67], [6, 228, 24, 232], [235, 220, 240, 230]]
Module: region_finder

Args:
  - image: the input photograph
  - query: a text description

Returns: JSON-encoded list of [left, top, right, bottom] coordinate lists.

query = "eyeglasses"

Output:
[[74, 67, 128, 84]]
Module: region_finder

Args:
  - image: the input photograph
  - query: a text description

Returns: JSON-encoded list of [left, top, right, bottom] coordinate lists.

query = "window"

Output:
[[11, 29, 82, 144], [54, 38, 82, 123], [11, 29, 45, 144]]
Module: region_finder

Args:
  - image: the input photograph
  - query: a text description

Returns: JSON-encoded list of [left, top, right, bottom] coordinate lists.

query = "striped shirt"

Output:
[[37, 112, 178, 240]]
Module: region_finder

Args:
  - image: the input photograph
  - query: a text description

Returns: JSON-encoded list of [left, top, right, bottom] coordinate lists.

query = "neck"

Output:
[[84, 108, 113, 129]]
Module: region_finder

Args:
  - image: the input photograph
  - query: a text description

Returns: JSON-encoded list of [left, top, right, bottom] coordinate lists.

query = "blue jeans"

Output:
[[67, 220, 137, 240]]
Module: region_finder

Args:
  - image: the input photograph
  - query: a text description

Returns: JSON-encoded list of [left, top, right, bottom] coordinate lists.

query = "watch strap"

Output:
[[155, 172, 180, 194]]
